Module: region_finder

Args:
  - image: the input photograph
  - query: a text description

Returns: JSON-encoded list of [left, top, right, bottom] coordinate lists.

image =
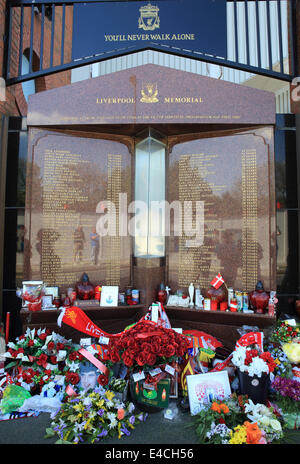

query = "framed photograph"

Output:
[[79, 361, 101, 394], [100, 286, 119, 307], [22, 281, 43, 307], [45, 286, 59, 299], [187, 371, 231, 416], [169, 371, 178, 399], [42, 295, 54, 310]]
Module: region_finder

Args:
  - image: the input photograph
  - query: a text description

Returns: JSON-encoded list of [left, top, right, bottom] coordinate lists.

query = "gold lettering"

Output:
[[164, 96, 203, 103]]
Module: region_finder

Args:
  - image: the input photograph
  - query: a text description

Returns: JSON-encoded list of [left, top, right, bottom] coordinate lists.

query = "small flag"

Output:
[[210, 273, 224, 289]]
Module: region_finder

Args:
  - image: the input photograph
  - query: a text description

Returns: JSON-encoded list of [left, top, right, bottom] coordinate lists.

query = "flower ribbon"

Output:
[[78, 347, 108, 377], [135, 331, 164, 339], [65, 384, 78, 397]]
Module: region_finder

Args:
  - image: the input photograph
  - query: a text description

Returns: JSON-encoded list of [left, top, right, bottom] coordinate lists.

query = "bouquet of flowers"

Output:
[[281, 342, 300, 365], [191, 395, 282, 444], [244, 399, 283, 442], [266, 344, 293, 378], [107, 320, 189, 369], [270, 321, 300, 345], [271, 376, 300, 402], [232, 346, 277, 377], [3, 328, 109, 395], [269, 376, 300, 429], [45, 387, 148, 444]]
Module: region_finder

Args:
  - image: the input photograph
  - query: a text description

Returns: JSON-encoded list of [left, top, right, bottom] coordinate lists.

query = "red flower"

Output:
[[136, 351, 148, 366], [65, 372, 80, 385], [68, 351, 78, 361], [97, 374, 108, 386], [37, 353, 48, 368], [110, 349, 121, 363], [122, 350, 134, 367], [50, 356, 57, 364], [39, 333, 47, 341], [260, 352, 276, 373], [47, 341, 55, 351], [165, 344, 176, 357], [145, 353, 156, 366], [22, 368, 35, 384], [56, 343, 65, 351], [28, 340, 34, 347]]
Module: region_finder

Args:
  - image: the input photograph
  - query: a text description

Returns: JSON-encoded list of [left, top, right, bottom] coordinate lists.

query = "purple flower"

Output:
[[129, 415, 135, 425], [271, 376, 300, 401], [74, 433, 84, 443], [97, 408, 105, 417], [98, 428, 108, 438], [121, 425, 131, 436]]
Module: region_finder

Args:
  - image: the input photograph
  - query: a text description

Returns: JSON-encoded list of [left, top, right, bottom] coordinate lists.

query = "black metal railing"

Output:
[[3, 0, 298, 86]]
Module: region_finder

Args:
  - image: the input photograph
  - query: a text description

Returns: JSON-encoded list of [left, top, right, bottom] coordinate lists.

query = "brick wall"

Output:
[[0, 0, 73, 117]]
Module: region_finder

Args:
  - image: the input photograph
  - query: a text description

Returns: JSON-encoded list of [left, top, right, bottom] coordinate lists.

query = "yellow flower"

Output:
[[105, 391, 115, 401], [84, 419, 91, 430], [229, 425, 247, 444], [96, 399, 105, 408], [73, 403, 84, 412], [118, 421, 122, 439]]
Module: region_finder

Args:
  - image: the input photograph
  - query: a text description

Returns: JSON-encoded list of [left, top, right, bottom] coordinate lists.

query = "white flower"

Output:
[[83, 397, 92, 407], [247, 357, 269, 377], [7, 342, 17, 350], [56, 350, 67, 361], [65, 360, 79, 372], [128, 402, 135, 414], [259, 416, 271, 427], [74, 422, 85, 432], [108, 419, 118, 429], [37, 328, 46, 337], [107, 412, 116, 422], [115, 401, 125, 410], [232, 347, 247, 368], [270, 419, 282, 432]]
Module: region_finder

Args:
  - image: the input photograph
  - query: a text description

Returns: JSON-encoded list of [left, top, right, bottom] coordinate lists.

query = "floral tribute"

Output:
[[45, 387, 147, 444], [107, 320, 189, 369], [3, 328, 109, 395], [192, 394, 283, 444], [231, 346, 277, 378], [269, 321, 300, 345]]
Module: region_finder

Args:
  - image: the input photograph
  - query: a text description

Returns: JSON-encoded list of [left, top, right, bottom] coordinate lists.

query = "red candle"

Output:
[[5, 312, 10, 344], [211, 300, 218, 311], [220, 301, 228, 311]]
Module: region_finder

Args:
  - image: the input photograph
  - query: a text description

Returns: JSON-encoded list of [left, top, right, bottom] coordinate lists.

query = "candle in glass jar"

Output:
[[220, 301, 228, 311], [211, 299, 218, 310]]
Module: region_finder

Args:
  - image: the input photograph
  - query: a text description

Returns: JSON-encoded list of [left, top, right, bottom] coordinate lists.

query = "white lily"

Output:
[[7, 342, 17, 349]]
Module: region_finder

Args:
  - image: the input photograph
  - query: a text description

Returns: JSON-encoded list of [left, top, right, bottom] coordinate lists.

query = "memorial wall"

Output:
[[25, 129, 132, 291], [167, 127, 276, 293], [25, 64, 276, 299]]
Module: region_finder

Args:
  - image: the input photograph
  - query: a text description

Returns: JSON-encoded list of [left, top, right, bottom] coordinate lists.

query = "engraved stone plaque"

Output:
[[167, 127, 276, 293], [24, 129, 132, 291]]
